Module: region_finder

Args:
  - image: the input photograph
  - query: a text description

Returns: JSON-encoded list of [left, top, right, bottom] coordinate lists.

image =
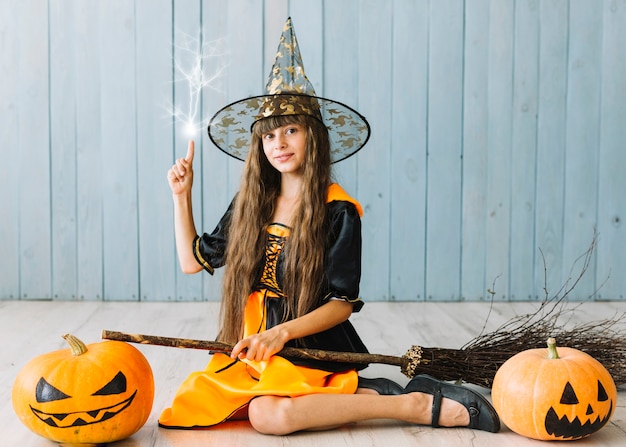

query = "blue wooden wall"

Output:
[[1, 0, 624, 302]]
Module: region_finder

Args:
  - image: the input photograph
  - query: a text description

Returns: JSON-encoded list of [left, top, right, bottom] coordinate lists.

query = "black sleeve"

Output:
[[322, 200, 364, 312], [192, 198, 235, 274]]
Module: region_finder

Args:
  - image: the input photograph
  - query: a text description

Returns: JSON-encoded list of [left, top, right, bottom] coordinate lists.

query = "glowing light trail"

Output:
[[166, 31, 227, 138]]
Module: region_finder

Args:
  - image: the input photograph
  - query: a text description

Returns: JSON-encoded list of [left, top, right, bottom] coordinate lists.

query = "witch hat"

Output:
[[208, 17, 370, 163]]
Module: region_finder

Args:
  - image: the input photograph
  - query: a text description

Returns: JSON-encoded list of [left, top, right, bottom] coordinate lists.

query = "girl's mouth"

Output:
[[275, 153, 293, 163]]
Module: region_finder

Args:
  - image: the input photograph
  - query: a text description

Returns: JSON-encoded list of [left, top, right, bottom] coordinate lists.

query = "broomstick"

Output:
[[102, 307, 626, 388], [101, 328, 480, 380], [103, 234, 626, 388]]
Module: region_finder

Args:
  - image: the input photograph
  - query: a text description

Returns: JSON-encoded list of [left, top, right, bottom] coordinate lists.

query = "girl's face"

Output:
[[261, 123, 307, 175]]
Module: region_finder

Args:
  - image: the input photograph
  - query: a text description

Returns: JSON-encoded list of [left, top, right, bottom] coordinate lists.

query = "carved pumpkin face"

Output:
[[12, 334, 154, 445], [492, 338, 617, 441]]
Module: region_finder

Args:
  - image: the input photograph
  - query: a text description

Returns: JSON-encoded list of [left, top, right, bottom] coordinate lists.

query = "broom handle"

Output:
[[102, 330, 405, 367]]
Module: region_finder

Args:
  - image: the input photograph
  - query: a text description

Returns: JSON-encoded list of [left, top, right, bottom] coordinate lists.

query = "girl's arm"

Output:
[[168, 140, 203, 274], [231, 299, 353, 362]]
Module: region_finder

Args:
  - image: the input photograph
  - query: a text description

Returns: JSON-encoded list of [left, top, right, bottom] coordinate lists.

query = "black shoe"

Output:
[[357, 377, 404, 395], [404, 374, 500, 433]]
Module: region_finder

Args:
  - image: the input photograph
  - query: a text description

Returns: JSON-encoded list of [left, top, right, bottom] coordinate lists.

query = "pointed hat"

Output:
[[208, 17, 370, 163]]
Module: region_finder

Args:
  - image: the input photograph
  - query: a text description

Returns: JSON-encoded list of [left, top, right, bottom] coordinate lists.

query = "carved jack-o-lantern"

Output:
[[492, 338, 617, 441], [12, 334, 154, 446]]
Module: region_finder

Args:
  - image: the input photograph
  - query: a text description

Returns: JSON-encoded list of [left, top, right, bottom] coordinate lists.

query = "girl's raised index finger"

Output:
[[186, 140, 195, 163]]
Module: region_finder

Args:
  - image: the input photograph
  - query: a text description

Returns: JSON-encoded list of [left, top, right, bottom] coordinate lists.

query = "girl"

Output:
[[160, 18, 500, 435]]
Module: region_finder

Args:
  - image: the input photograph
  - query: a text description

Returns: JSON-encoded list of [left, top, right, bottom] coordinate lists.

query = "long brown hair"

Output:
[[218, 114, 332, 343]]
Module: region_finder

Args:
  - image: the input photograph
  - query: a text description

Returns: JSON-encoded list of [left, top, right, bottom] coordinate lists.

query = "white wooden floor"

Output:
[[1, 300, 624, 447]]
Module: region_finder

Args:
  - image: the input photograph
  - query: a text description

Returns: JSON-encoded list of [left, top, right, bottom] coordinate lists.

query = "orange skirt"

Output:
[[158, 290, 358, 429]]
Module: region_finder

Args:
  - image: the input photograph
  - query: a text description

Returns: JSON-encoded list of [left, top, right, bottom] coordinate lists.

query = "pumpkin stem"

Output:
[[547, 337, 559, 359], [62, 333, 88, 356]]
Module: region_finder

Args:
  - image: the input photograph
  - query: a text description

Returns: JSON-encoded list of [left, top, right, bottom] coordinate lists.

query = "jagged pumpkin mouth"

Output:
[[29, 390, 137, 428], [545, 400, 613, 439]]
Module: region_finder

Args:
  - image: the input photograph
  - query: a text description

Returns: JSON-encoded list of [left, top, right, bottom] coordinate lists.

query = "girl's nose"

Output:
[[276, 134, 287, 148]]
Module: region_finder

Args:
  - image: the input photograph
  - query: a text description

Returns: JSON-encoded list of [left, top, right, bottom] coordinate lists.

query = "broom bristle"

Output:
[[403, 233, 626, 388]]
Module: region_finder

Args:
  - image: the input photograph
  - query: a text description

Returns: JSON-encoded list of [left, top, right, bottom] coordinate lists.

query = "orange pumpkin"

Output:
[[492, 337, 617, 441], [12, 334, 154, 446]]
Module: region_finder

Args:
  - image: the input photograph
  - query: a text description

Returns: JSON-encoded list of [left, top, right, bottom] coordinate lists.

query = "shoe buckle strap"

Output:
[[431, 386, 443, 428]]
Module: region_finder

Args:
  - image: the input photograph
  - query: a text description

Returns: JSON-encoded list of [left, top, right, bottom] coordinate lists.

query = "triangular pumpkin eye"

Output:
[[560, 382, 579, 404], [36, 377, 71, 403], [598, 380, 609, 401], [92, 371, 127, 396]]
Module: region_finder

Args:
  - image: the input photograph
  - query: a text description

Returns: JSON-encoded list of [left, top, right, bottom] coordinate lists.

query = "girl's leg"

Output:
[[247, 392, 469, 435]]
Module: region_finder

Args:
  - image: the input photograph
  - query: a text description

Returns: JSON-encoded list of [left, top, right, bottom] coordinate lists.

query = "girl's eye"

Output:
[[286, 127, 297, 134], [263, 133, 274, 140]]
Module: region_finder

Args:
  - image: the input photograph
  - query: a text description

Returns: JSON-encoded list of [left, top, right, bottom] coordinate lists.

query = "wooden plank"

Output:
[[323, 0, 360, 200], [172, 0, 205, 301], [74, 0, 105, 300], [357, 0, 393, 300], [0, 0, 21, 300], [389, 0, 428, 301], [484, 0, 514, 301], [200, 0, 232, 301], [136, 0, 177, 301], [15, 0, 52, 300], [49, 0, 78, 300], [98, 0, 140, 300], [226, 0, 260, 196], [425, 0, 464, 300], [534, 0, 568, 301], [461, 0, 490, 301], [562, 2, 603, 299], [17, 0, 52, 299], [596, 1, 626, 300], [509, 0, 539, 300]]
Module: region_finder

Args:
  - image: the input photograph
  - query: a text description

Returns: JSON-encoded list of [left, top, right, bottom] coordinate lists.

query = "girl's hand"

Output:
[[230, 301, 353, 362], [231, 326, 289, 362], [167, 140, 195, 195]]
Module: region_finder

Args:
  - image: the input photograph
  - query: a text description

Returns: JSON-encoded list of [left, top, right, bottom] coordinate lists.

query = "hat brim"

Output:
[[207, 94, 370, 163]]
